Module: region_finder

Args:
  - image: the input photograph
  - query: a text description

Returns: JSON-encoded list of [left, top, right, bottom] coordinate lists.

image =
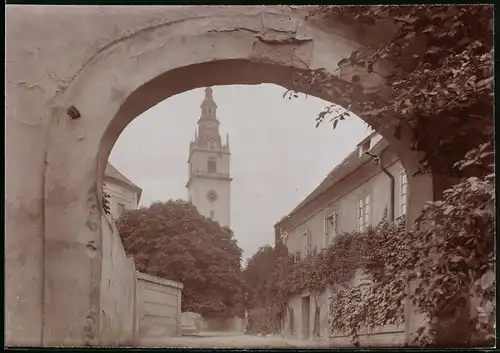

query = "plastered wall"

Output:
[[135, 272, 183, 344], [99, 215, 137, 346], [282, 151, 407, 346], [99, 214, 183, 346], [189, 178, 231, 228], [103, 180, 139, 219], [286, 159, 405, 257]]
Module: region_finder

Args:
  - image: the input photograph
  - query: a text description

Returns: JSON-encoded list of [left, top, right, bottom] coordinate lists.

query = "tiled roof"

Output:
[[284, 138, 390, 220], [105, 163, 143, 201]]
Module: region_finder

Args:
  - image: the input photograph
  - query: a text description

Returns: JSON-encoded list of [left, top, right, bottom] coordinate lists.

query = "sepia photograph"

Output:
[[5, 4, 495, 349]]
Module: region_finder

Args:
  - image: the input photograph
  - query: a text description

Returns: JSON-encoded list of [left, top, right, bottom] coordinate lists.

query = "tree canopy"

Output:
[[244, 245, 276, 309], [243, 243, 289, 334], [117, 200, 245, 318]]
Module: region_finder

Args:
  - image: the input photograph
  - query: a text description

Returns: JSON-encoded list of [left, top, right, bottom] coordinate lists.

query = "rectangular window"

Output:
[[324, 213, 337, 247], [117, 203, 125, 217], [294, 251, 301, 263], [400, 171, 408, 216], [302, 230, 312, 255], [207, 159, 217, 173], [357, 195, 371, 232]]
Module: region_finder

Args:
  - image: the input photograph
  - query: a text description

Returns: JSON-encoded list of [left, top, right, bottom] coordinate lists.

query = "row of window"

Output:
[[295, 170, 407, 260]]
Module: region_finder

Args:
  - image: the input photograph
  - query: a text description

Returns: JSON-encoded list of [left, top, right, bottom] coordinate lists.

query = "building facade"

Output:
[[186, 87, 232, 228], [104, 163, 142, 219], [275, 132, 409, 346]]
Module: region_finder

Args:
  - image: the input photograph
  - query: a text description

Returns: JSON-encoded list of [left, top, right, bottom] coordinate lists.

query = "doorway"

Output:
[[301, 295, 310, 340]]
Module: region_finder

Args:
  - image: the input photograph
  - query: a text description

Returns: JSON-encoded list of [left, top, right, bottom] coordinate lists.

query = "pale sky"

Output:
[[109, 84, 370, 261]]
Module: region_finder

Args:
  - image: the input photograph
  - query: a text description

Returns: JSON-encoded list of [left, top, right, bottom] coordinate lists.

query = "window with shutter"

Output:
[[324, 212, 337, 246], [357, 195, 371, 231], [302, 230, 312, 255], [400, 171, 408, 216]]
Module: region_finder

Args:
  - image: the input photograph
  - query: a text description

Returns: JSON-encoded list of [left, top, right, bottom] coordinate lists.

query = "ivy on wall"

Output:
[[271, 6, 494, 346], [253, 144, 494, 346]]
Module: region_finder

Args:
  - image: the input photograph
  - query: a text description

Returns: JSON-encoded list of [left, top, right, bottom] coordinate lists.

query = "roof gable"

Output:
[[105, 163, 143, 201], [284, 138, 390, 221]]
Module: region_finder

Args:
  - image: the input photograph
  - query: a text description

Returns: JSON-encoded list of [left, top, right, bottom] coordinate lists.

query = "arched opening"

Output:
[[95, 59, 429, 217], [41, 11, 434, 346], [207, 158, 217, 174]]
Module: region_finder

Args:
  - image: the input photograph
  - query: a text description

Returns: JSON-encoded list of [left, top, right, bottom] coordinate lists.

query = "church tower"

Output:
[[186, 87, 232, 228]]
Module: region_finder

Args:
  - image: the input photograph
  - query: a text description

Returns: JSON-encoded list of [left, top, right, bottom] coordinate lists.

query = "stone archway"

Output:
[[7, 6, 433, 346]]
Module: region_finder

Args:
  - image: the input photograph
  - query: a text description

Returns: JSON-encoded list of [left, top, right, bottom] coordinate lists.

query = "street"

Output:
[[140, 332, 331, 349]]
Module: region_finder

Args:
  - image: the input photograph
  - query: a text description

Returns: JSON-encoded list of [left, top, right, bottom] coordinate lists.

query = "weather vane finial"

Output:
[[205, 87, 213, 99]]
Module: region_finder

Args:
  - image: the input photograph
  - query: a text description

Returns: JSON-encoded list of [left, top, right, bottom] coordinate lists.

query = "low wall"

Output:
[[201, 316, 245, 333], [326, 323, 406, 347], [99, 215, 137, 346], [99, 215, 183, 346], [135, 272, 183, 344]]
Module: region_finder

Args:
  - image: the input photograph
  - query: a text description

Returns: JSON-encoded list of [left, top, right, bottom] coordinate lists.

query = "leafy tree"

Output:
[[243, 242, 290, 334], [408, 166, 494, 346], [116, 200, 245, 318], [244, 245, 277, 309]]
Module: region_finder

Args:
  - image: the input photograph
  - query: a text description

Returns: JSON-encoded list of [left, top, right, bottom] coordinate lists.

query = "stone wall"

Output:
[[135, 272, 183, 344]]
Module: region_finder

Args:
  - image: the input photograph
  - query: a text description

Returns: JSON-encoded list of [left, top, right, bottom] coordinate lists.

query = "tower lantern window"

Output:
[[208, 159, 217, 173]]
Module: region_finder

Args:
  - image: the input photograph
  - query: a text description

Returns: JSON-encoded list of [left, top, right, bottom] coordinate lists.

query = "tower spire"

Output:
[[187, 86, 232, 228], [200, 87, 217, 120], [205, 87, 213, 99]]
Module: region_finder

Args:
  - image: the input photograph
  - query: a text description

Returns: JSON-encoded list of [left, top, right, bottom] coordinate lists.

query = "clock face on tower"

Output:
[[207, 190, 218, 203]]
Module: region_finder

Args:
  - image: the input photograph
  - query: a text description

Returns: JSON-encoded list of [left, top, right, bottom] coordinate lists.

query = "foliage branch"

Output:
[[285, 5, 493, 178]]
